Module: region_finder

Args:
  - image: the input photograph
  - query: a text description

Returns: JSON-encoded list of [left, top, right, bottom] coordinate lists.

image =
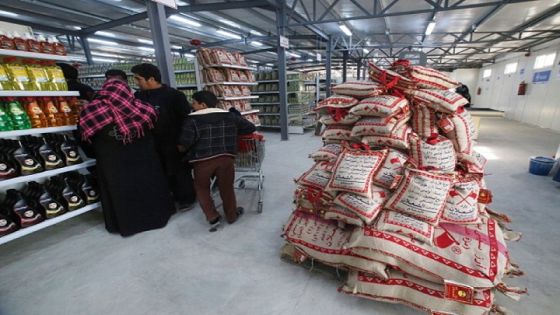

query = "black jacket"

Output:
[[180, 108, 256, 162], [135, 85, 191, 174]]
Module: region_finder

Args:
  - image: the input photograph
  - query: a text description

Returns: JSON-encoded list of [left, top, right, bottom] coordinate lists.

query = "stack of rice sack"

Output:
[[281, 61, 525, 315]]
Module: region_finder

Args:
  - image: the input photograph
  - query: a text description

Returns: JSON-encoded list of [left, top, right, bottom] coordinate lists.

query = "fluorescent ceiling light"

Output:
[[339, 24, 352, 36], [137, 38, 153, 45], [219, 19, 240, 28], [363, 48, 370, 54], [247, 60, 259, 64], [288, 52, 301, 58], [93, 57, 118, 63], [307, 58, 313, 62], [138, 46, 155, 52], [266, 63, 274, 67], [176, 0, 189, 5], [267, 51, 277, 56], [425, 21, 436, 35], [169, 15, 201, 27], [95, 31, 116, 37], [171, 45, 182, 49], [250, 41, 263, 47], [92, 52, 121, 58], [184, 53, 195, 58], [250, 30, 263, 36], [0, 10, 18, 17], [88, 38, 118, 46], [71, 26, 82, 30], [216, 29, 242, 39]]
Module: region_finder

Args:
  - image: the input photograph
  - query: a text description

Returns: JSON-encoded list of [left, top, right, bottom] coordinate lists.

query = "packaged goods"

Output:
[[23, 97, 48, 128], [4, 58, 32, 91], [5, 98, 31, 130], [331, 81, 384, 99], [361, 124, 412, 150], [350, 95, 409, 118], [409, 133, 457, 172], [0, 64, 13, 90], [333, 188, 387, 225], [0, 31, 15, 50]]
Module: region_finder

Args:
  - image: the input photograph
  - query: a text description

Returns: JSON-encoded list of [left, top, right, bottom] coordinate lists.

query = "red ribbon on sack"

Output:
[[457, 106, 465, 114], [351, 143, 371, 151], [426, 133, 440, 145], [306, 186, 324, 204], [379, 70, 400, 90], [392, 59, 411, 69], [327, 107, 349, 122]]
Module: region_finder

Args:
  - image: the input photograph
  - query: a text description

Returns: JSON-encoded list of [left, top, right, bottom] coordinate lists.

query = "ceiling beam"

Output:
[[287, 0, 536, 26]]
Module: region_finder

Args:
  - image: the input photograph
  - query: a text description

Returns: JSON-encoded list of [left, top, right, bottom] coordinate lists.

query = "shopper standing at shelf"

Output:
[[57, 63, 95, 101], [179, 91, 256, 231], [105, 69, 128, 83], [79, 78, 174, 237], [131, 63, 196, 211]]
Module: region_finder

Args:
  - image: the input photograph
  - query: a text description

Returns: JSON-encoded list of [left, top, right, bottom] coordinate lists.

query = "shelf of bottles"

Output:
[[78, 57, 199, 92], [251, 71, 316, 133], [0, 40, 100, 245], [197, 48, 260, 126]]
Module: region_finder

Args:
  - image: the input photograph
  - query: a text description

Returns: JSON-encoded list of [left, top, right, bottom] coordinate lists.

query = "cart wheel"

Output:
[[257, 202, 263, 213], [238, 180, 245, 189]]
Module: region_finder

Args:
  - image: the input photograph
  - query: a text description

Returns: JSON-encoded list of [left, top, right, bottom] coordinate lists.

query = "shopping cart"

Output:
[[234, 134, 265, 213]]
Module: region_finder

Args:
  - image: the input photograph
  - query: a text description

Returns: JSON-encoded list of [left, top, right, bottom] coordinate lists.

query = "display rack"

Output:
[[252, 71, 316, 134], [0, 91, 80, 97], [0, 48, 72, 61], [198, 49, 260, 126], [78, 57, 201, 93], [0, 202, 101, 246], [0, 49, 99, 245], [0, 125, 77, 138]]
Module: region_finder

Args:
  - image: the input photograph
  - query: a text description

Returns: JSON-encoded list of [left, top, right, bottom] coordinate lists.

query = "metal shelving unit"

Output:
[[0, 160, 96, 189], [0, 49, 73, 61], [0, 202, 101, 246], [0, 125, 77, 138], [0, 91, 80, 97]]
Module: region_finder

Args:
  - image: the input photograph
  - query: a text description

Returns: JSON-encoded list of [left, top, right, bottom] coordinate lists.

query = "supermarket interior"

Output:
[[0, 1, 559, 315]]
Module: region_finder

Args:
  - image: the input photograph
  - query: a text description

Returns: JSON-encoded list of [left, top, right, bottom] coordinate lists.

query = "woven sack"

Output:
[[385, 168, 453, 225], [309, 144, 342, 162], [211, 49, 232, 64], [410, 66, 461, 90], [294, 184, 335, 215], [368, 63, 415, 90], [315, 95, 359, 113], [441, 175, 481, 225], [231, 52, 247, 66], [411, 102, 438, 138], [347, 216, 509, 288], [203, 68, 225, 83], [362, 124, 412, 150], [410, 89, 468, 114], [296, 162, 332, 190], [409, 134, 457, 173], [352, 115, 410, 137], [323, 204, 364, 226], [458, 150, 487, 174], [321, 125, 354, 142], [350, 95, 409, 118], [439, 109, 477, 155], [331, 81, 384, 99], [320, 112, 360, 125], [375, 210, 435, 245], [333, 187, 388, 225], [282, 210, 388, 277], [372, 148, 408, 189], [327, 148, 387, 198], [340, 270, 493, 315]]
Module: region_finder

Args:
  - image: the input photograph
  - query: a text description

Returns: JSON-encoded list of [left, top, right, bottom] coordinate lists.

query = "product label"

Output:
[[24, 210, 34, 218], [0, 219, 6, 226]]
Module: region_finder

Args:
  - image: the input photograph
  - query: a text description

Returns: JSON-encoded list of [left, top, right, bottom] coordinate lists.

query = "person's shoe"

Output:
[[228, 207, 244, 224], [208, 216, 222, 232]]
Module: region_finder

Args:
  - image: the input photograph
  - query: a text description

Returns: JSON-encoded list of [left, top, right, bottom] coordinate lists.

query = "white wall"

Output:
[[472, 42, 560, 132]]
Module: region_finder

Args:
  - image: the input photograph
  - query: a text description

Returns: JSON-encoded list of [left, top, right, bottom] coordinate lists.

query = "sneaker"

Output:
[[228, 207, 244, 224], [208, 216, 222, 232]]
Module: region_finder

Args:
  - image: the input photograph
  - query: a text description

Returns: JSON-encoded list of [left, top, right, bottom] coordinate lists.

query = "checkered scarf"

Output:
[[79, 79, 157, 144]]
